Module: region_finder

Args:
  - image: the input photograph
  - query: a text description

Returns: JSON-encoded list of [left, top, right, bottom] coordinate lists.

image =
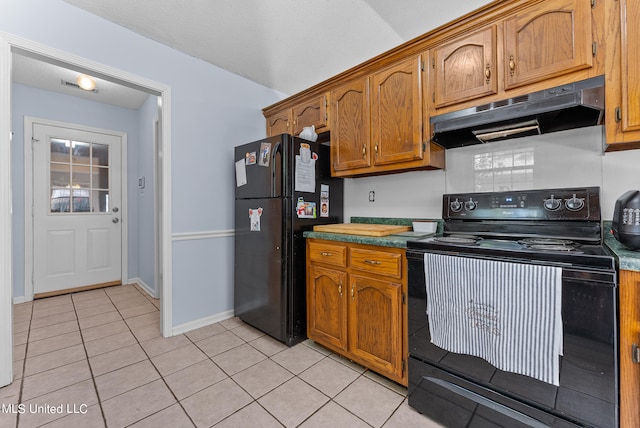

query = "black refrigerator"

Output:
[[233, 134, 343, 346]]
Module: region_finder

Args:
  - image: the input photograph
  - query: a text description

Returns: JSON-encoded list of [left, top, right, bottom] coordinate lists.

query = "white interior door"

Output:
[[32, 122, 122, 296]]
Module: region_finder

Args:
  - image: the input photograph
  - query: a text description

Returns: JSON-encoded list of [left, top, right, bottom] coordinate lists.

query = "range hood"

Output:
[[430, 75, 605, 149]]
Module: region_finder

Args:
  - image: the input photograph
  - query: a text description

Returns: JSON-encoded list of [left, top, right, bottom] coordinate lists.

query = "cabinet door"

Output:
[[307, 265, 348, 351], [620, 270, 640, 428], [433, 26, 497, 108], [292, 93, 329, 135], [504, 0, 593, 90], [330, 77, 371, 173], [620, 0, 640, 134], [348, 274, 403, 379], [266, 110, 291, 136], [371, 55, 423, 166]]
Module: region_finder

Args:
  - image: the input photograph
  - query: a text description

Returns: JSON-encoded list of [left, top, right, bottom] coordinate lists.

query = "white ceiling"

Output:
[[13, 0, 493, 109], [12, 54, 151, 109]]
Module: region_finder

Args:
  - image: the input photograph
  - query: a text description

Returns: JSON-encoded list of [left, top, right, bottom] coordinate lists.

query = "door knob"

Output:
[[112, 218, 120, 224]]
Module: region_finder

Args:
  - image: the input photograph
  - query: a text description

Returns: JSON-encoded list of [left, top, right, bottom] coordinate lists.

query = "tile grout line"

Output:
[[189, 325, 374, 428], [14, 303, 32, 428], [101, 284, 199, 428], [72, 290, 110, 428], [191, 328, 284, 427], [13, 289, 411, 428], [93, 285, 185, 428]]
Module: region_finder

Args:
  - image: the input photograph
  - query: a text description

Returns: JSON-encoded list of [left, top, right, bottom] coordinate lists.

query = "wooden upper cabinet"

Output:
[[371, 55, 424, 165], [503, 0, 593, 90], [266, 93, 329, 137], [433, 26, 498, 108], [292, 93, 329, 135], [266, 109, 291, 136], [603, 0, 640, 149], [330, 77, 371, 173], [620, 0, 640, 134]]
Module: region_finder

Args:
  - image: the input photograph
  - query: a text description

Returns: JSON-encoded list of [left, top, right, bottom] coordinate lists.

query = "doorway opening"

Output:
[[0, 34, 173, 387]]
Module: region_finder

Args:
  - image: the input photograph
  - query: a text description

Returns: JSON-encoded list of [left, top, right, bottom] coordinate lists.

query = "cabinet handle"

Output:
[[351, 284, 355, 300], [374, 144, 379, 154], [338, 282, 343, 296], [364, 259, 381, 265], [362, 145, 366, 158], [485, 63, 491, 83], [508, 55, 515, 76], [633, 344, 640, 364], [320, 252, 333, 257]]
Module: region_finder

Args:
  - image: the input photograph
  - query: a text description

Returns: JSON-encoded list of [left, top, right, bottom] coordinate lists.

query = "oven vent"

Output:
[[431, 75, 604, 149]]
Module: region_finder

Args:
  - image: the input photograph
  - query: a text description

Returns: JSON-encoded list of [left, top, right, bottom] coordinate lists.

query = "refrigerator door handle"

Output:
[[271, 141, 282, 197]]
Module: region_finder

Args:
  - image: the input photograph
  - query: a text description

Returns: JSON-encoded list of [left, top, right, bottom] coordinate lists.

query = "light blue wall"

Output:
[[2, 0, 284, 328], [136, 96, 158, 293], [11, 83, 144, 299]]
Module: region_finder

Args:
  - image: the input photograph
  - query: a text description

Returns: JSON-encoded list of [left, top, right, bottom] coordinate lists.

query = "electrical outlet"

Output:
[[368, 191, 375, 202]]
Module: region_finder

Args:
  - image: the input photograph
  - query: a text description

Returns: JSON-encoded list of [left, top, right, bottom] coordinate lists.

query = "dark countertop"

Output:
[[603, 221, 640, 272], [303, 217, 443, 249]]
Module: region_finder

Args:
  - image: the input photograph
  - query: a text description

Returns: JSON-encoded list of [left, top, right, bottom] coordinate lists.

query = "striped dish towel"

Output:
[[423, 253, 563, 386]]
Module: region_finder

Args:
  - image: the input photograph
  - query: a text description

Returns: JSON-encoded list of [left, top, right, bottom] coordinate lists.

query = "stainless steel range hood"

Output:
[[430, 75, 605, 149]]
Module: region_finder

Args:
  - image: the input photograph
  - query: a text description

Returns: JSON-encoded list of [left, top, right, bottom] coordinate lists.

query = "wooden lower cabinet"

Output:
[[307, 239, 407, 386], [349, 274, 403, 381], [619, 270, 640, 428], [307, 265, 348, 352]]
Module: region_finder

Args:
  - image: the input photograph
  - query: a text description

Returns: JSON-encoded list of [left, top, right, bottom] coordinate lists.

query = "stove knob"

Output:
[[565, 194, 585, 211], [464, 198, 477, 211], [544, 195, 562, 211], [450, 199, 462, 212]]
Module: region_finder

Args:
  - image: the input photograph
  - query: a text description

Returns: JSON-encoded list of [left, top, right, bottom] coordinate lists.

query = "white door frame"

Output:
[[24, 117, 129, 299], [0, 32, 174, 387]]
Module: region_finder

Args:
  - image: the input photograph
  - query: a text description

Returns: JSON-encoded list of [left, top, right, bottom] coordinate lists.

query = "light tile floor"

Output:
[[1, 284, 442, 427]]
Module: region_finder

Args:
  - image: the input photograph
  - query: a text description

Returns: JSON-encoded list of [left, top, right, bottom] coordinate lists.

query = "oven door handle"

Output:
[[423, 377, 549, 428], [410, 250, 616, 286]]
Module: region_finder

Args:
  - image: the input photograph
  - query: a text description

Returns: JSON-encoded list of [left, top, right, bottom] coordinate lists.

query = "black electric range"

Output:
[[407, 187, 618, 428]]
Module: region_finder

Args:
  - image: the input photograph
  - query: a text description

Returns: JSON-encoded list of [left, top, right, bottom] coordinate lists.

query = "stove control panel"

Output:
[[443, 187, 600, 221]]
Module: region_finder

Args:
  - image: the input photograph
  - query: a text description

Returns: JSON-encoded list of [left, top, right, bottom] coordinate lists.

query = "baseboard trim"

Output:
[[130, 277, 157, 299], [172, 309, 235, 336], [12, 296, 26, 305]]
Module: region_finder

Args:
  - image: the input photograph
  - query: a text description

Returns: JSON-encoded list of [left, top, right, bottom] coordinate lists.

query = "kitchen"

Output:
[[2, 0, 640, 427]]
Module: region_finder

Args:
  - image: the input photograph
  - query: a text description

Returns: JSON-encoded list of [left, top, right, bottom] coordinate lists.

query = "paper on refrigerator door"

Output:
[[295, 143, 316, 193], [235, 159, 247, 187], [320, 184, 329, 217]]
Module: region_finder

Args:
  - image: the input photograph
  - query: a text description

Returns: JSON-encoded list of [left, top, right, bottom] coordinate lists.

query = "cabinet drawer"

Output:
[[350, 248, 402, 279], [308, 241, 347, 267]]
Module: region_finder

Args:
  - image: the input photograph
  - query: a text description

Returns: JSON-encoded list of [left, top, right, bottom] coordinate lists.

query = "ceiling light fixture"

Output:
[[76, 74, 96, 91]]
